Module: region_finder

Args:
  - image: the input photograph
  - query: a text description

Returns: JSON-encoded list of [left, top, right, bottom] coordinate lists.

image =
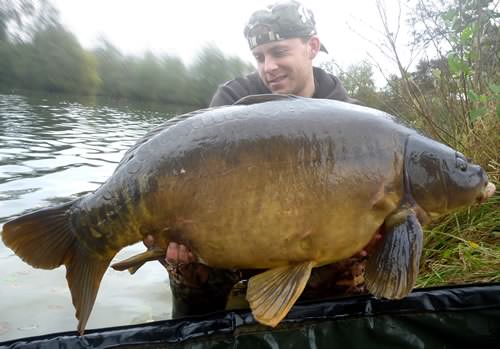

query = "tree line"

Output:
[[0, 0, 254, 107]]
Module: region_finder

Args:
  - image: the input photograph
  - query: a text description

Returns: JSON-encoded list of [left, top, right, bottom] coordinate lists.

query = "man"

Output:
[[146, 0, 372, 318], [209, 0, 355, 107]]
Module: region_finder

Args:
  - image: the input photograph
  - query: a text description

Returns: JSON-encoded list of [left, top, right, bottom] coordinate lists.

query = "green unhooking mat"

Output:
[[1, 283, 499, 349]]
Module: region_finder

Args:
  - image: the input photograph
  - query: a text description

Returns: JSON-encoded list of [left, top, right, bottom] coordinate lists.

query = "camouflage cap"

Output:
[[244, 0, 328, 53]]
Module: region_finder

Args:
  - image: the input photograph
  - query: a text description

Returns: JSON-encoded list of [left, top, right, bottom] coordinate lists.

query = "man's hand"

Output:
[[166, 242, 197, 264], [143, 235, 209, 287]]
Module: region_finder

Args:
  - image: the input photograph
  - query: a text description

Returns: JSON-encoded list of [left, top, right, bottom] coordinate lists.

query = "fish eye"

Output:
[[456, 157, 468, 172]]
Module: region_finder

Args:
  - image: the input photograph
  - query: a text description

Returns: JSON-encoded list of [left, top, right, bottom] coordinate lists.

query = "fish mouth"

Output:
[[477, 182, 496, 203]]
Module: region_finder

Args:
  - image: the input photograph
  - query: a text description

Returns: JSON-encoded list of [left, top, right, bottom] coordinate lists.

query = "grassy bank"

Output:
[[417, 114, 499, 287], [418, 193, 499, 287]]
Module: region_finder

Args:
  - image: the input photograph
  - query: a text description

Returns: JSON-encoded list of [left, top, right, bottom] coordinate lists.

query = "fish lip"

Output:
[[477, 182, 496, 203]]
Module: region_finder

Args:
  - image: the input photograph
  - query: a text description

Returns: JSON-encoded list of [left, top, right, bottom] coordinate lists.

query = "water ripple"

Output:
[[0, 93, 187, 340], [0, 93, 178, 222]]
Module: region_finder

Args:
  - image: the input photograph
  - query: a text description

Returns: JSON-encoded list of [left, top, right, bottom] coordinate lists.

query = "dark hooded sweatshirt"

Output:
[[209, 67, 356, 106]]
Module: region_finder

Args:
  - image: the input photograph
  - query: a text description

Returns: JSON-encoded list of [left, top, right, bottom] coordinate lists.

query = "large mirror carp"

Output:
[[2, 95, 496, 334]]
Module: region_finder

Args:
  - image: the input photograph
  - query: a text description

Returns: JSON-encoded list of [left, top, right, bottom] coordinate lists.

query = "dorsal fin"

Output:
[[233, 94, 297, 106]]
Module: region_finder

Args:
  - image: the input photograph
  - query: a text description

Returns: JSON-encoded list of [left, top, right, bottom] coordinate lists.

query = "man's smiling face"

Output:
[[251, 37, 318, 97]]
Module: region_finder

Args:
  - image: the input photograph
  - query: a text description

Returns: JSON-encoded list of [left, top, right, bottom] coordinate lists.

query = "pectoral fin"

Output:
[[365, 209, 423, 299], [111, 247, 165, 274], [246, 261, 314, 327]]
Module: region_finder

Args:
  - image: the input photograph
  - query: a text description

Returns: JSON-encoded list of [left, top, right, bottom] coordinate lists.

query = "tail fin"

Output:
[[67, 248, 111, 335], [2, 202, 76, 269], [2, 202, 114, 335]]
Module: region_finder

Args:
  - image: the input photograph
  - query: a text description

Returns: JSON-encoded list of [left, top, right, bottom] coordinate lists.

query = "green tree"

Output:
[[29, 26, 100, 94], [1, 2, 253, 106], [0, 40, 14, 84], [157, 55, 190, 105], [93, 40, 131, 98], [189, 43, 254, 106], [0, 0, 58, 42], [0, 0, 100, 95], [340, 62, 385, 109], [319, 59, 385, 110], [127, 52, 190, 105], [0, 0, 32, 41], [371, 0, 498, 147], [94, 42, 192, 105]]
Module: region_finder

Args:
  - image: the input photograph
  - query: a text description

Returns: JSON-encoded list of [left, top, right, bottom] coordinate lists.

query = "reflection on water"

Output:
[[0, 93, 189, 341]]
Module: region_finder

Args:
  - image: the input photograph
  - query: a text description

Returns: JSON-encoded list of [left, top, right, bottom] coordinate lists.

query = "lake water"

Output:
[[0, 93, 193, 341]]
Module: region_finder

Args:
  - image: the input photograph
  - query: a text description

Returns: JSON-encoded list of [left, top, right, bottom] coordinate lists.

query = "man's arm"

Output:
[[143, 237, 241, 318], [210, 84, 240, 107]]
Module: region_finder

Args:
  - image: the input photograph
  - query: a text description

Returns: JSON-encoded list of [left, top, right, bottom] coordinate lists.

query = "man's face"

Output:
[[251, 37, 316, 96]]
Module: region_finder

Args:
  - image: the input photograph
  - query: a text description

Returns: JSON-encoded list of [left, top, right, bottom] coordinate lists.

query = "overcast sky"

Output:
[[50, 0, 414, 82]]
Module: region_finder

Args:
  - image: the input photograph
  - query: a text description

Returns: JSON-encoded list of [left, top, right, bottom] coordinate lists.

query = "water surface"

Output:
[[0, 93, 191, 341]]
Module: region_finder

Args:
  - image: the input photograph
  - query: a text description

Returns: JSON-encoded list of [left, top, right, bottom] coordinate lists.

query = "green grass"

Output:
[[417, 192, 500, 287], [415, 109, 499, 288]]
